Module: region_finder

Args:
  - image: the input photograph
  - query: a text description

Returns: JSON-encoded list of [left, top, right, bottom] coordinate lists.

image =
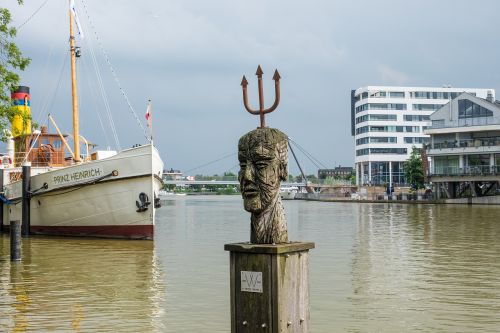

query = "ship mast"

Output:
[[69, 2, 81, 163]]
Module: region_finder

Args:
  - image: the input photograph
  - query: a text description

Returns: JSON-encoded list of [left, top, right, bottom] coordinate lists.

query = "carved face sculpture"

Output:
[[238, 128, 288, 213]]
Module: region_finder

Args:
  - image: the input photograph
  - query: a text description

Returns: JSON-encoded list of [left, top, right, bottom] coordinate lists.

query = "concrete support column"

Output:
[[368, 162, 372, 185], [389, 161, 393, 188], [459, 154, 464, 173], [490, 154, 495, 173], [356, 164, 360, 186], [360, 163, 364, 186]]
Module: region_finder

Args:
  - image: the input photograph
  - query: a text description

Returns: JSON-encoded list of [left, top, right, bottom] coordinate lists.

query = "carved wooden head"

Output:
[[238, 128, 288, 213]]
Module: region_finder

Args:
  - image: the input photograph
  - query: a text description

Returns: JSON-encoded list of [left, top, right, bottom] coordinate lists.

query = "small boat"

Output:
[[280, 186, 298, 200], [0, 2, 164, 239]]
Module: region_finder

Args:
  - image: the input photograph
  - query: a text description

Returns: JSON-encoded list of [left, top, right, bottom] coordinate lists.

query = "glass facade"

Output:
[[355, 103, 407, 113], [356, 148, 407, 156], [356, 114, 397, 124], [391, 162, 405, 185], [411, 91, 462, 99], [412, 104, 442, 111], [359, 161, 406, 185], [404, 114, 430, 121], [433, 156, 459, 174], [458, 99, 494, 118], [370, 161, 389, 185], [356, 137, 397, 145], [389, 91, 405, 98], [404, 137, 429, 144]]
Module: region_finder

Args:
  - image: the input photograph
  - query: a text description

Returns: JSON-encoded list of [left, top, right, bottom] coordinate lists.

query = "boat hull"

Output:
[[2, 144, 163, 239]]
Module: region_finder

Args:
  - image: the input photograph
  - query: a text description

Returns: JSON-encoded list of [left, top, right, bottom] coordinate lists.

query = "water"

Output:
[[1, 196, 500, 332]]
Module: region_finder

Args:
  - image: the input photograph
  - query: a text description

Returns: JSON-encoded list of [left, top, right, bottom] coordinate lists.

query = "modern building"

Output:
[[425, 92, 500, 198], [352, 86, 494, 186]]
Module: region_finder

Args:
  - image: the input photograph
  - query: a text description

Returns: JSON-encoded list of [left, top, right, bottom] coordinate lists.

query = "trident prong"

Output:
[[241, 65, 281, 128]]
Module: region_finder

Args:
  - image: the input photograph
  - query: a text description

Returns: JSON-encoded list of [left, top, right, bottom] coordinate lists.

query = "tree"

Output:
[[404, 146, 425, 191], [0, 1, 31, 140]]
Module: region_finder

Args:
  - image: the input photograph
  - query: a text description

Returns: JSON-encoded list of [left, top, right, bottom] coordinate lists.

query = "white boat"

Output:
[[280, 186, 298, 200], [0, 2, 164, 239]]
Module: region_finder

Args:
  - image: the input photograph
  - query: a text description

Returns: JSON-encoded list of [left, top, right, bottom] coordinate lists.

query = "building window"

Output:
[[356, 137, 397, 145], [370, 148, 407, 155], [458, 99, 494, 118], [356, 148, 369, 156], [404, 115, 430, 121], [412, 104, 441, 111], [355, 126, 369, 135], [370, 137, 397, 143], [431, 119, 445, 128], [369, 91, 387, 98], [404, 137, 429, 144], [355, 103, 407, 113], [389, 91, 405, 98], [411, 91, 461, 99], [53, 139, 62, 149], [369, 103, 407, 110], [356, 114, 397, 123], [356, 137, 369, 145]]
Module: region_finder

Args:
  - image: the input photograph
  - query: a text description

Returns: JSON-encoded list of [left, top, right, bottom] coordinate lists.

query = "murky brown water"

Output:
[[1, 196, 500, 332]]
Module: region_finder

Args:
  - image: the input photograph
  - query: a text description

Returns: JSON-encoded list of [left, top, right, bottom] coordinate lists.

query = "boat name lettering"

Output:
[[53, 168, 103, 185]]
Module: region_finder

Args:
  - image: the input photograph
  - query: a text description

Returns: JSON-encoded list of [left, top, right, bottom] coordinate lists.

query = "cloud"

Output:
[[3, 0, 500, 175], [377, 65, 409, 86]]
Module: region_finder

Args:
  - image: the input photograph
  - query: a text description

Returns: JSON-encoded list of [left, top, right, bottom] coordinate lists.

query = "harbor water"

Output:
[[1, 196, 500, 332]]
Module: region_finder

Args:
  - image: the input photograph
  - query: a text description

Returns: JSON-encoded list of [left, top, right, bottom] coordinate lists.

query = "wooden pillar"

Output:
[[22, 163, 31, 237], [225, 242, 315, 333], [10, 220, 21, 261]]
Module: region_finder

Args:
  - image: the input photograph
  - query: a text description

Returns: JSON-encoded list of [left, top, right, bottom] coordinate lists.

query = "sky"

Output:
[[4, 0, 500, 176]]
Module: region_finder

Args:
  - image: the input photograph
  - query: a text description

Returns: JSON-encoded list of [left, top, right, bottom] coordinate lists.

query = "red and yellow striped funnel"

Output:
[[11, 86, 31, 137]]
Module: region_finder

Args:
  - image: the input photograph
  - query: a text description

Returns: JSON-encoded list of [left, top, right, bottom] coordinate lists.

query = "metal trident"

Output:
[[241, 65, 281, 128]]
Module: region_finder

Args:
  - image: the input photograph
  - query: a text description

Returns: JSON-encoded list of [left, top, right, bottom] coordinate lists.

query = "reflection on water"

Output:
[[0, 237, 165, 332], [1, 197, 500, 332], [349, 204, 500, 333]]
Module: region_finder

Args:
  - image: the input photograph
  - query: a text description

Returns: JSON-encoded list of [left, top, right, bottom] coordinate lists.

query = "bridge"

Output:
[[163, 179, 307, 187]]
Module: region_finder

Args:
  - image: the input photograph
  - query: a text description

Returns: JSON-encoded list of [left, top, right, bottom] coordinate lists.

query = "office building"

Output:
[[352, 86, 494, 186]]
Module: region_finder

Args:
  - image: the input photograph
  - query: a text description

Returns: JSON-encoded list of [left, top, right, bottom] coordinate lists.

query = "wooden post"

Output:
[[22, 162, 31, 237], [10, 220, 21, 261], [225, 242, 315, 333]]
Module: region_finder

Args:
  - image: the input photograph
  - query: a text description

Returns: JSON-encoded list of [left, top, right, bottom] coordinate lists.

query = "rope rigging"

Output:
[[79, 30, 120, 150], [287, 137, 328, 170], [80, 0, 150, 143], [16, 0, 50, 30], [184, 152, 237, 174]]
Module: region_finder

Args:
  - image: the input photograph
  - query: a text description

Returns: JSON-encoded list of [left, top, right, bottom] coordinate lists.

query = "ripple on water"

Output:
[[1, 198, 500, 332]]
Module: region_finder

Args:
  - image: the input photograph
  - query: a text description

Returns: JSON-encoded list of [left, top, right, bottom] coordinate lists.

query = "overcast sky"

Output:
[[5, 0, 500, 175]]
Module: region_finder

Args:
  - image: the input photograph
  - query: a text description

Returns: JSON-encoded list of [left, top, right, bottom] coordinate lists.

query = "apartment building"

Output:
[[425, 92, 500, 199], [352, 86, 494, 186]]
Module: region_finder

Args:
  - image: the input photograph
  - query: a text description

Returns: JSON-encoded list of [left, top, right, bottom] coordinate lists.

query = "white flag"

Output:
[[70, 0, 84, 38], [145, 101, 152, 128]]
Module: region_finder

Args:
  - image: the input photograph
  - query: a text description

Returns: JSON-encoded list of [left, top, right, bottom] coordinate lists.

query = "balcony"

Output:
[[429, 116, 500, 130], [430, 165, 500, 177], [427, 138, 500, 156]]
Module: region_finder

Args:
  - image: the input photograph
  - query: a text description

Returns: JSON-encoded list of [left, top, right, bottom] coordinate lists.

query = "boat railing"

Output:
[[13, 151, 67, 168]]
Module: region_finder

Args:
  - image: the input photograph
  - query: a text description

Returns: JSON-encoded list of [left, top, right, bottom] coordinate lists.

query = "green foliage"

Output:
[[404, 146, 425, 191], [0, 3, 31, 141], [306, 174, 318, 182]]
